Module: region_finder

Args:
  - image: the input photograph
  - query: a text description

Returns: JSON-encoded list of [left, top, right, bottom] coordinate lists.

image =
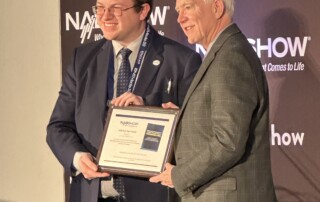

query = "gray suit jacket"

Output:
[[46, 27, 201, 202], [171, 24, 277, 202]]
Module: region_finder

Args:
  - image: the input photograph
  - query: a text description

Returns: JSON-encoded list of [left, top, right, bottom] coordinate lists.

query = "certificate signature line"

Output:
[[116, 114, 169, 122], [104, 160, 157, 167]]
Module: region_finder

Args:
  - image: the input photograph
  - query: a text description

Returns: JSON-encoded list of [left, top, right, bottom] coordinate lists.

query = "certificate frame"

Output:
[[97, 106, 179, 178]]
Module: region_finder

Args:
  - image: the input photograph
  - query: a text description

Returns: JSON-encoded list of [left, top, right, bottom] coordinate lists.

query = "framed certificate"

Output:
[[97, 106, 179, 178]]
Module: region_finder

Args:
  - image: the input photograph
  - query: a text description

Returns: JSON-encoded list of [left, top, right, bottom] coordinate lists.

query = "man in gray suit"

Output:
[[46, 0, 201, 201], [150, 0, 277, 201]]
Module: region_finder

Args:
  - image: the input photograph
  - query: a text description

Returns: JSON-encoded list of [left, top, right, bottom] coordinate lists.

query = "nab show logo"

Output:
[[150, 6, 170, 27], [65, 11, 98, 43], [249, 36, 311, 73], [248, 36, 311, 58], [149, 6, 170, 36], [194, 36, 312, 72], [64, 6, 170, 44], [120, 121, 138, 127], [271, 124, 305, 146]]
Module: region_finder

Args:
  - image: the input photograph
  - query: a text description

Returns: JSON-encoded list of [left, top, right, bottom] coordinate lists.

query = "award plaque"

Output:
[[97, 106, 179, 178]]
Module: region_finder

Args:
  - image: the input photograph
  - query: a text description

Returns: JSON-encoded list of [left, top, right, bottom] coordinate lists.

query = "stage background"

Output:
[[0, 0, 64, 201], [60, 0, 320, 201]]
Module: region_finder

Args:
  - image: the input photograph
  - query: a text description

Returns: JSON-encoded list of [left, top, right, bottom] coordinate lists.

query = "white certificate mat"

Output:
[[97, 106, 179, 177]]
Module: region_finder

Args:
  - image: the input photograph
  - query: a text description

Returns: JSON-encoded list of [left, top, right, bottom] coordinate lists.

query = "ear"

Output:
[[212, 0, 225, 19], [139, 3, 151, 21]]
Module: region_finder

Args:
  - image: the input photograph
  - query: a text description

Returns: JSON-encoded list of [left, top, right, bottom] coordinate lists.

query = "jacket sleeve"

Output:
[[46, 49, 88, 172]]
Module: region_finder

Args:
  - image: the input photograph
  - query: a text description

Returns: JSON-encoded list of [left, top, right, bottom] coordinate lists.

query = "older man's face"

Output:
[[175, 0, 217, 48]]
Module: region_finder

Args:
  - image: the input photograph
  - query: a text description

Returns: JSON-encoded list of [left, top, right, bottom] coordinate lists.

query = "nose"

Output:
[[177, 11, 186, 24]]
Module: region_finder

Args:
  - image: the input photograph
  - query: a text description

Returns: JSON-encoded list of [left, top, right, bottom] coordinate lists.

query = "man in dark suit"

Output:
[[150, 0, 277, 201], [46, 0, 201, 201]]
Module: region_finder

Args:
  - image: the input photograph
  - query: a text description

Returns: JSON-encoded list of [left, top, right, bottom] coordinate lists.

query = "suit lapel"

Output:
[[95, 41, 113, 120], [179, 24, 241, 116], [133, 29, 163, 96], [179, 51, 215, 114]]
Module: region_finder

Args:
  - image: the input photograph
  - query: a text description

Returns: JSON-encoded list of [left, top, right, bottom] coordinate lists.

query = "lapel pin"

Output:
[[153, 60, 160, 66]]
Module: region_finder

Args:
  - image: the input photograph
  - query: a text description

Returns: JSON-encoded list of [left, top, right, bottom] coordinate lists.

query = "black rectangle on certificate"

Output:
[[141, 123, 165, 152]]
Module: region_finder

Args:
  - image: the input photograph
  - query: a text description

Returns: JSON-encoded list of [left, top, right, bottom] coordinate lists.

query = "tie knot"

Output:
[[120, 48, 132, 59]]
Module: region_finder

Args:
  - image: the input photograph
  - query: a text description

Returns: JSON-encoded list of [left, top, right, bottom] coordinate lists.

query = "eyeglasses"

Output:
[[92, 4, 142, 16]]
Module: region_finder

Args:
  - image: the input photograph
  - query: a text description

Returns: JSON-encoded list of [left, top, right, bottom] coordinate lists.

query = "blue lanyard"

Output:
[[127, 24, 153, 92]]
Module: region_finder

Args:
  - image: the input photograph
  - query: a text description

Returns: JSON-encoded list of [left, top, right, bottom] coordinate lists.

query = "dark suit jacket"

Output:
[[46, 27, 201, 202], [171, 24, 277, 202]]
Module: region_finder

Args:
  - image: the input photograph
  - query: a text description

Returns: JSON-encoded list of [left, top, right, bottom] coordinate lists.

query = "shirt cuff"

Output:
[[72, 151, 90, 176]]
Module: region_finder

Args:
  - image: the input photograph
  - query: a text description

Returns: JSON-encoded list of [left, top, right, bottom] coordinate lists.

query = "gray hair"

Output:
[[204, 0, 235, 17]]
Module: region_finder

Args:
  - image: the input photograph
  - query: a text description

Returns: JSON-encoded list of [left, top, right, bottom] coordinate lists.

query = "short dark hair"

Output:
[[133, 0, 153, 20]]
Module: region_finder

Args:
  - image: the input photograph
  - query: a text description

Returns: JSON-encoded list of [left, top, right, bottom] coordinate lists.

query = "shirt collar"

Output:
[[205, 23, 233, 58], [112, 31, 145, 57]]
